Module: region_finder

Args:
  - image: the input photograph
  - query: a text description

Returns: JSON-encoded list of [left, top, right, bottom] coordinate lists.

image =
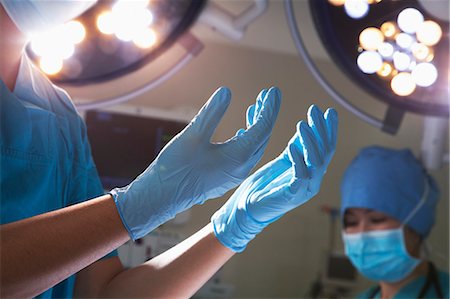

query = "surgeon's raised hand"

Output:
[[212, 105, 338, 252], [111, 87, 281, 240]]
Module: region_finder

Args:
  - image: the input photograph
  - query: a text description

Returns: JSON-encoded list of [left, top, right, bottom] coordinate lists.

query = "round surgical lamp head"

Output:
[[307, 0, 449, 126], [25, 0, 206, 85]]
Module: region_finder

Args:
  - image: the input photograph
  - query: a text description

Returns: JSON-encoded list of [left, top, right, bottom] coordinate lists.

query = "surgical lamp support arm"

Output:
[[198, 0, 268, 41]]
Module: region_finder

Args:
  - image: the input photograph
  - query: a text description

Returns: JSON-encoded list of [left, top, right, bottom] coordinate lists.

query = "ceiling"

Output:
[[191, 0, 330, 59]]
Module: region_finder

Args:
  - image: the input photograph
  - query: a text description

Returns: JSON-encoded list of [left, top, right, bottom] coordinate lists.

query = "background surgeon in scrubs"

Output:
[[0, 1, 338, 298], [340, 146, 449, 299]]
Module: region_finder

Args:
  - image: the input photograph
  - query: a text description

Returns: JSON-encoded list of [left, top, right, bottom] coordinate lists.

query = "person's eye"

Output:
[[370, 216, 387, 224], [343, 219, 358, 227]]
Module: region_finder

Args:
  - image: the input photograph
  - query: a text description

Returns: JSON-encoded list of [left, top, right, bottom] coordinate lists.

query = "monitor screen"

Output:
[[85, 110, 187, 190]]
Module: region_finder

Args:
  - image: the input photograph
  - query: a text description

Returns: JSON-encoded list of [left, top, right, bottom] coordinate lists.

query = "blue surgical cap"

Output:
[[340, 146, 440, 238]]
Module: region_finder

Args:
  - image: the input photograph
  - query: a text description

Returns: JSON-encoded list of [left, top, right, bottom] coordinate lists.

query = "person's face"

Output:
[[343, 208, 401, 234], [343, 208, 422, 257]]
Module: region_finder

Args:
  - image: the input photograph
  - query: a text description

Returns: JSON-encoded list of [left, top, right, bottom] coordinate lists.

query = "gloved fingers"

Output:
[[246, 104, 256, 128], [247, 180, 292, 223], [191, 87, 232, 140], [250, 159, 292, 196], [235, 128, 246, 137], [253, 89, 268, 125], [298, 120, 323, 167], [233, 87, 281, 155], [287, 140, 308, 193], [324, 108, 338, 156], [307, 105, 328, 156]]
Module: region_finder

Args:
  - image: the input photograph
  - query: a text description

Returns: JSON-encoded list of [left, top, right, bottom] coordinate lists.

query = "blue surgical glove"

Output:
[[111, 87, 281, 240], [211, 105, 338, 252]]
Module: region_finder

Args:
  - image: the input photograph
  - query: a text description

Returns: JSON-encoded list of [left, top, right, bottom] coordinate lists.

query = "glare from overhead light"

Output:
[[411, 43, 430, 60], [40, 56, 63, 75], [380, 22, 397, 38], [411, 63, 438, 87], [416, 20, 442, 46], [397, 8, 424, 34], [378, 42, 394, 58], [391, 72, 416, 96], [133, 28, 157, 49], [64, 21, 86, 44], [393, 51, 411, 71], [357, 50, 383, 74], [344, 0, 369, 19], [396, 33, 415, 50], [30, 28, 75, 60], [97, 11, 116, 35], [359, 27, 384, 50]]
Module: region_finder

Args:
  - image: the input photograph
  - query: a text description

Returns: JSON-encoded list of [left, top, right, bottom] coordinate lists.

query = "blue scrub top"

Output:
[[357, 269, 449, 299], [1, 55, 117, 298]]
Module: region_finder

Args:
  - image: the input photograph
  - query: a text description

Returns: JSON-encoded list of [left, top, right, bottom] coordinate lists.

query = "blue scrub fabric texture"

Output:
[[356, 269, 449, 299], [340, 146, 440, 238], [1, 55, 116, 298]]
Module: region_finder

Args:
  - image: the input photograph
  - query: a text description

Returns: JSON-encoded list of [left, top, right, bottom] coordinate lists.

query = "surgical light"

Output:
[[378, 42, 394, 58], [380, 22, 397, 39], [411, 43, 430, 61], [328, 0, 346, 6], [393, 51, 411, 71], [411, 63, 438, 87], [26, 0, 206, 83], [395, 33, 415, 50], [133, 28, 157, 49], [391, 72, 416, 96], [40, 56, 63, 75], [397, 8, 424, 34], [376, 62, 395, 78], [96, 11, 116, 35], [359, 27, 384, 51], [344, 0, 369, 19], [64, 21, 86, 44], [416, 20, 443, 46], [357, 51, 383, 74]]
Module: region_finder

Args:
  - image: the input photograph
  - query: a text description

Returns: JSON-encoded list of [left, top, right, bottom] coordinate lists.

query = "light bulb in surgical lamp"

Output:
[[380, 22, 397, 39], [377, 62, 394, 78], [344, 0, 369, 19], [391, 72, 416, 96], [97, 11, 116, 35], [396, 33, 415, 50], [397, 8, 424, 34], [64, 21, 86, 44], [133, 28, 157, 49], [378, 42, 394, 58], [411, 43, 430, 61], [359, 27, 384, 51], [411, 63, 438, 87], [393, 51, 411, 71], [357, 51, 383, 74], [40, 56, 63, 75], [328, 0, 346, 6], [416, 21, 442, 46]]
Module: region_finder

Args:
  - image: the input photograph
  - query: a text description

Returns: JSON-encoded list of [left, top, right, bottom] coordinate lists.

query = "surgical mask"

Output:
[[342, 228, 421, 282], [342, 179, 429, 283], [0, 0, 96, 37]]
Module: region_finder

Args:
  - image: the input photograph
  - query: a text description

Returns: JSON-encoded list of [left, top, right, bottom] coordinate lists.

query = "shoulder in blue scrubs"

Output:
[[357, 268, 449, 299], [0, 54, 117, 298]]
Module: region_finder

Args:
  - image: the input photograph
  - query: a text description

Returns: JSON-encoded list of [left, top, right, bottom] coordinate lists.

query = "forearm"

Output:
[[0, 194, 129, 298], [100, 223, 234, 299]]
